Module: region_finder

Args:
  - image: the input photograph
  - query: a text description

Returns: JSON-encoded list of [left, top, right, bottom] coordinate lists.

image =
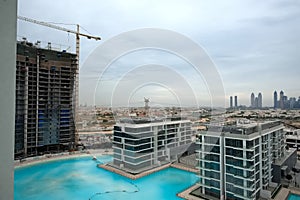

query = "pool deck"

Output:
[[98, 163, 172, 180], [274, 187, 300, 200], [177, 185, 300, 200], [98, 162, 198, 180], [177, 184, 204, 200], [170, 163, 198, 173], [274, 188, 290, 200]]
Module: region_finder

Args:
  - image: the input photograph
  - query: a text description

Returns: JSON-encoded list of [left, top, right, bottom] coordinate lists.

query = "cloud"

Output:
[[18, 0, 300, 107]]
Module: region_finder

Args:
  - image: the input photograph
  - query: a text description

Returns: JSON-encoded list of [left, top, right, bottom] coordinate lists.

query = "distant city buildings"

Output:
[[258, 93, 262, 108], [234, 96, 238, 108], [250, 92, 262, 108], [15, 41, 77, 159], [274, 91, 278, 109], [251, 93, 255, 108], [227, 91, 300, 110], [274, 90, 300, 109], [229, 96, 238, 109]]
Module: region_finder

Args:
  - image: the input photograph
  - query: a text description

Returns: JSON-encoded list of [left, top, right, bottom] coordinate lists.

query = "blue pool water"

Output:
[[14, 156, 198, 200], [288, 194, 300, 200]]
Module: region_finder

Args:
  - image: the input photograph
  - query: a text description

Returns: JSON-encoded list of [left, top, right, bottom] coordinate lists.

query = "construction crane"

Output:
[[17, 16, 101, 58], [17, 15, 101, 145]]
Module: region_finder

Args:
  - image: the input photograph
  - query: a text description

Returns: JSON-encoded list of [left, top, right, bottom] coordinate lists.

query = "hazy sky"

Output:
[[18, 0, 300, 107]]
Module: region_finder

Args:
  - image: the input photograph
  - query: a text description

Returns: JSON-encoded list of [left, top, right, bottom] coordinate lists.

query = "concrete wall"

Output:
[[170, 143, 191, 158], [113, 159, 152, 172], [272, 149, 297, 183], [124, 161, 152, 171], [0, 0, 17, 199]]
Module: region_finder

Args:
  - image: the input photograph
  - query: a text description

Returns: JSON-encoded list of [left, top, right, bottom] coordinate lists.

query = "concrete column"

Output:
[[220, 136, 225, 200], [153, 126, 158, 164], [201, 136, 205, 194], [243, 140, 247, 197], [0, 0, 17, 199], [259, 137, 263, 192]]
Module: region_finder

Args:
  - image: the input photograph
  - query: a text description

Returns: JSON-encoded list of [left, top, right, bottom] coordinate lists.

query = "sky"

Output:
[[17, 0, 300, 107]]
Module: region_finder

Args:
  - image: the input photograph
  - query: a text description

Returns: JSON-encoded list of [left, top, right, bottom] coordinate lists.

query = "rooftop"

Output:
[[118, 117, 188, 125], [204, 120, 282, 136]]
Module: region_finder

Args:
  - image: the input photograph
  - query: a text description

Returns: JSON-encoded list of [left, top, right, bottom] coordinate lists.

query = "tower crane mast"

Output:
[[17, 15, 101, 146]]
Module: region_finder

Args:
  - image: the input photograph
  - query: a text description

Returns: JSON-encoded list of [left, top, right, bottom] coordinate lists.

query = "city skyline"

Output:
[[229, 90, 300, 108], [274, 90, 300, 109], [17, 0, 300, 107]]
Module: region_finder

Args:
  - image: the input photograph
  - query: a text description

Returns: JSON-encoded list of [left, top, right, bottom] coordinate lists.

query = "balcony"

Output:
[[197, 157, 220, 164], [263, 156, 268, 162], [226, 172, 255, 182], [226, 163, 255, 171], [197, 182, 220, 191], [197, 164, 220, 172], [226, 190, 256, 200], [225, 154, 244, 161]]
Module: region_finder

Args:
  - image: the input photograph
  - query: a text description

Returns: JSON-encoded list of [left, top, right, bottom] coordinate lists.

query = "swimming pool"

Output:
[[14, 155, 198, 200], [288, 193, 300, 200]]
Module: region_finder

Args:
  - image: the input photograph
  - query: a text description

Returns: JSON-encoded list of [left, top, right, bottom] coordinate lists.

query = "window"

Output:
[[225, 138, 242, 148], [205, 136, 220, 145]]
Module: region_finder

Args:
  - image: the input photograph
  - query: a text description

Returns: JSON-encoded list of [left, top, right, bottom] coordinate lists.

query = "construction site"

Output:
[[15, 40, 77, 159], [14, 16, 100, 159]]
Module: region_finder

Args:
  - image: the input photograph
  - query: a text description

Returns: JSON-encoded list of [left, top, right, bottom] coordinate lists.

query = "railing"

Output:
[[271, 184, 282, 199]]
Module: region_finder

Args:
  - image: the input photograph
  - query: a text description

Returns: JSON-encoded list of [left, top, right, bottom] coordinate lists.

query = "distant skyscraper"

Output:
[[255, 97, 258, 108], [290, 97, 296, 109], [251, 93, 255, 107], [234, 96, 238, 107], [274, 91, 278, 109], [258, 92, 262, 108], [230, 96, 233, 108], [280, 90, 284, 109]]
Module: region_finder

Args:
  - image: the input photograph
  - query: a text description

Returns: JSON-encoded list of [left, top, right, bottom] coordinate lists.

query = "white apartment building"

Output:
[[196, 120, 285, 200], [112, 117, 193, 173], [285, 129, 300, 150]]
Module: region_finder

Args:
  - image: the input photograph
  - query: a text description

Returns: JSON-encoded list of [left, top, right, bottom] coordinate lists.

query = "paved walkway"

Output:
[[99, 161, 199, 180], [98, 163, 171, 180], [177, 184, 203, 200], [274, 187, 300, 200], [274, 188, 290, 200], [171, 163, 198, 173]]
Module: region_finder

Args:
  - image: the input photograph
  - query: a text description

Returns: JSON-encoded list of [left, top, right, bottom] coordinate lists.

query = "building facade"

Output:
[[196, 120, 285, 200], [230, 96, 233, 108], [250, 92, 262, 109], [112, 118, 193, 173], [251, 93, 255, 108], [285, 129, 300, 150], [258, 93, 262, 108], [234, 96, 238, 108], [15, 41, 77, 159], [280, 91, 284, 109], [274, 91, 278, 109], [274, 90, 300, 109]]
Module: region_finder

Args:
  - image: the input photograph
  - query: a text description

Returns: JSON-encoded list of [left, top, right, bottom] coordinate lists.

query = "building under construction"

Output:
[[15, 40, 77, 159]]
